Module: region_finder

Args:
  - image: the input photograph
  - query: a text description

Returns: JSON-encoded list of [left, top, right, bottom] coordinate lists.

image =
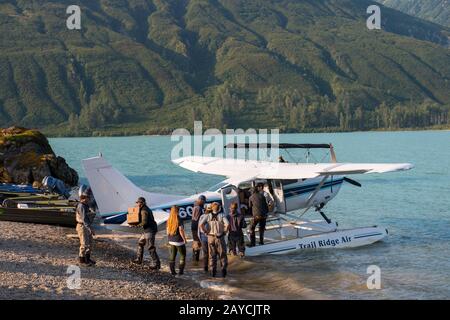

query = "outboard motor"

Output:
[[42, 176, 71, 199]]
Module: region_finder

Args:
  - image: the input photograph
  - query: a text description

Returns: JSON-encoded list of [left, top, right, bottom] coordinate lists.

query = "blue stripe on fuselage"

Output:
[[102, 200, 221, 225], [284, 179, 343, 198]]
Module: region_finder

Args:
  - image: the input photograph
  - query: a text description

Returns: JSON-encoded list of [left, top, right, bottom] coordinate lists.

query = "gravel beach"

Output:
[[0, 221, 216, 300]]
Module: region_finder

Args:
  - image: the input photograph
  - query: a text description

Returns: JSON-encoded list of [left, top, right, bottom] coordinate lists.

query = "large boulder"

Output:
[[0, 127, 78, 187]]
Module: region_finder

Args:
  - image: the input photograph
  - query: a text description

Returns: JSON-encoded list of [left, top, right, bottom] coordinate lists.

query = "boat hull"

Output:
[[0, 207, 76, 228], [245, 226, 388, 256]]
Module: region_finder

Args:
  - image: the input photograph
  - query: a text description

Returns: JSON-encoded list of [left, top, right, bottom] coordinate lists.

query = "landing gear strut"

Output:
[[315, 203, 332, 224]]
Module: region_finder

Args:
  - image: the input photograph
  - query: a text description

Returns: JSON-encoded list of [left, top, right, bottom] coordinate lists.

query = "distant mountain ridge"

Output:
[[379, 0, 450, 27], [0, 0, 449, 135]]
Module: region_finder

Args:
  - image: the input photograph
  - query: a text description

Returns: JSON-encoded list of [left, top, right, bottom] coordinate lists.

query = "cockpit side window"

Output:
[[281, 179, 298, 186]]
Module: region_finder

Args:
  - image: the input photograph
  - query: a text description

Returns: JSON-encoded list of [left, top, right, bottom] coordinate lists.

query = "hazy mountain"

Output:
[[0, 0, 449, 135], [379, 0, 450, 27]]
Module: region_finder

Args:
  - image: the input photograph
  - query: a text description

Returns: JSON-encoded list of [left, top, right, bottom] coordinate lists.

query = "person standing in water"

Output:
[[167, 206, 187, 275], [200, 202, 230, 278]]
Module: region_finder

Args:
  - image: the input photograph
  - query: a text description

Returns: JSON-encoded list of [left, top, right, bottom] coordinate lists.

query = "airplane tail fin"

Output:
[[82, 156, 184, 218]]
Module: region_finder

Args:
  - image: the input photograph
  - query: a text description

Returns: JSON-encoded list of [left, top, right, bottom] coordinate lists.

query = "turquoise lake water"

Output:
[[50, 131, 450, 299]]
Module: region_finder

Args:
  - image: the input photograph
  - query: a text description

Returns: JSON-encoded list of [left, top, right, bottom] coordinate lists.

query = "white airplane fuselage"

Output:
[[83, 154, 412, 252], [100, 176, 344, 228]]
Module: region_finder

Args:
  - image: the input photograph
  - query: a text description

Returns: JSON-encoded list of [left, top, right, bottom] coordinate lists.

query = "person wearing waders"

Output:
[[200, 202, 229, 278], [76, 194, 96, 266], [198, 204, 212, 273]]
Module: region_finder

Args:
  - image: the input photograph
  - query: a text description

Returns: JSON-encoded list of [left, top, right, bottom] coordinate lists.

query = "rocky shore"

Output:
[[0, 221, 216, 300], [0, 127, 78, 186]]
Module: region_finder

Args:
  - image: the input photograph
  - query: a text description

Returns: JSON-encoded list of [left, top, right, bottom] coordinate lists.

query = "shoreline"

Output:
[[42, 127, 450, 139], [112, 231, 323, 300], [0, 221, 216, 300]]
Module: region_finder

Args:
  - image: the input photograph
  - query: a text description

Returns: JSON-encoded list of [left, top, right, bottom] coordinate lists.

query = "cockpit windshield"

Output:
[[207, 181, 230, 192]]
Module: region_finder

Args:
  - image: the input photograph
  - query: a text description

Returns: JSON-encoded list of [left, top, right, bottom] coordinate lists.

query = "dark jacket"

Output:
[[139, 205, 158, 232], [248, 192, 269, 218], [228, 212, 247, 234], [192, 204, 204, 223]]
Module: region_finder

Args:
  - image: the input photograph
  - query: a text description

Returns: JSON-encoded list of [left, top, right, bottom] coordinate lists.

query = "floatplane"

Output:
[[82, 143, 413, 256]]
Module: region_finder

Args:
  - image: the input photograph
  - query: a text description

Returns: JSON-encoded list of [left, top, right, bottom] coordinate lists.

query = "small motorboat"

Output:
[[0, 178, 94, 228], [0, 206, 76, 228]]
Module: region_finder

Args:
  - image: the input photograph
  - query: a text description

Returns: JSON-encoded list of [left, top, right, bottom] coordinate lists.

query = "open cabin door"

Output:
[[271, 179, 286, 214], [220, 185, 241, 216]]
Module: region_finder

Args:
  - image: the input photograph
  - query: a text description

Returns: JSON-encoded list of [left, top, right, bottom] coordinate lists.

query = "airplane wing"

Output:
[[173, 156, 413, 182], [316, 163, 414, 176], [173, 156, 323, 180]]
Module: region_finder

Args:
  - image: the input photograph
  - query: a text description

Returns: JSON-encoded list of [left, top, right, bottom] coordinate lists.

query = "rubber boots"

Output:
[[179, 262, 185, 275], [248, 233, 256, 247], [193, 249, 200, 262], [149, 247, 161, 270], [79, 256, 93, 266], [78, 256, 86, 265], [133, 245, 144, 264], [86, 253, 96, 265], [169, 262, 177, 275]]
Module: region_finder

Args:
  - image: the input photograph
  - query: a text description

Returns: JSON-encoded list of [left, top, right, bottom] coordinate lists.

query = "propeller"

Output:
[[343, 177, 362, 187]]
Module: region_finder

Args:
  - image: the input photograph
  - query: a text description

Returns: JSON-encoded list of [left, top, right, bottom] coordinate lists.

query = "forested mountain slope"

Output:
[[0, 0, 449, 135]]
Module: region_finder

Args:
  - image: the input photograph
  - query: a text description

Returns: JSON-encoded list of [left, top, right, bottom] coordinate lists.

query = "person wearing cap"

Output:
[[191, 195, 206, 261], [133, 197, 161, 269], [227, 202, 247, 257], [76, 194, 96, 266], [198, 203, 212, 273], [199, 202, 230, 277]]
